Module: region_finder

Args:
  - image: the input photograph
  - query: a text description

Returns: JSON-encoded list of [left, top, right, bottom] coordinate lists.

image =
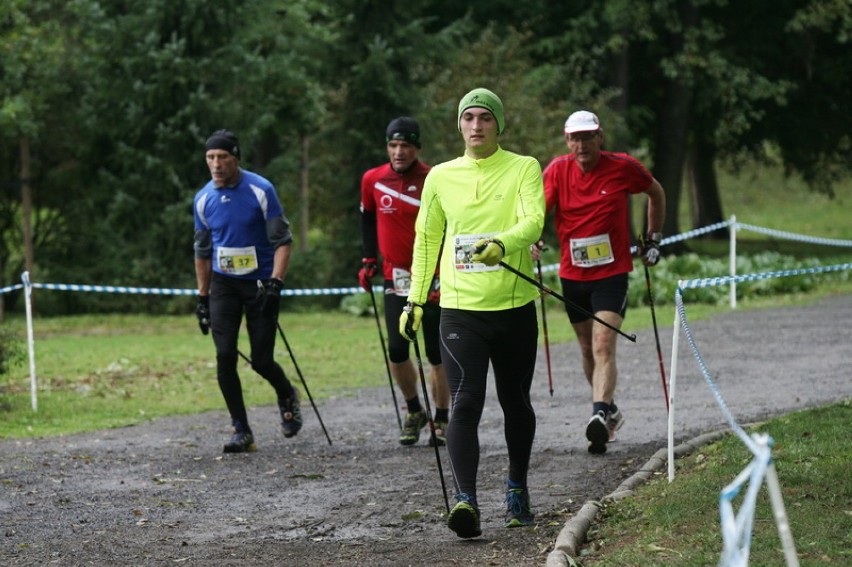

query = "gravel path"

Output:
[[2, 294, 850, 566]]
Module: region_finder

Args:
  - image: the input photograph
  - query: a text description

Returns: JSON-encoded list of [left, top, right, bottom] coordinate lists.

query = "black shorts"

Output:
[[382, 282, 441, 366], [560, 273, 629, 324]]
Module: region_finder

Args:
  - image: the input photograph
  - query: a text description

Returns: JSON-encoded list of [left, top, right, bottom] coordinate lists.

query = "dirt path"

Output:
[[2, 295, 850, 566]]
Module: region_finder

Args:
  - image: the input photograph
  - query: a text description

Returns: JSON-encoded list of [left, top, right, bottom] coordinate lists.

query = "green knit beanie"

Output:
[[457, 88, 505, 134]]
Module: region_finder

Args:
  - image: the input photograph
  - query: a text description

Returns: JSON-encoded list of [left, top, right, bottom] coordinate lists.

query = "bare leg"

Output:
[[572, 311, 624, 404], [390, 360, 419, 401], [430, 364, 451, 410]]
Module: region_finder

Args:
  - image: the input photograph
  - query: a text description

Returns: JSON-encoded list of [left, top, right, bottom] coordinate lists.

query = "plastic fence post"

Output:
[[730, 214, 737, 309], [667, 289, 683, 482], [763, 449, 800, 566], [22, 272, 38, 411]]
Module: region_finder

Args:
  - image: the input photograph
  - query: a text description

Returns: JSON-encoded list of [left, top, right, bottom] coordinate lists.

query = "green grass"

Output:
[[581, 400, 852, 566], [0, 312, 385, 437], [2, 278, 851, 439]]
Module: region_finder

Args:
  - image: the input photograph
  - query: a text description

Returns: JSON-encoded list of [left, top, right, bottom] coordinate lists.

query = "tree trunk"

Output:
[[299, 133, 310, 252], [21, 136, 35, 277], [651, 2, 696, 253], [688, 134, 729, 238]]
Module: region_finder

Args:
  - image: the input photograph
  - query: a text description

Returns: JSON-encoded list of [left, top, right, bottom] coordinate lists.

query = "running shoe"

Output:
[[399, 410, 428, 446], [504, 487, 534, 527], [428, 420, 448, 447], [223, 429, 256, 453], [607, 408, 625, 442], [447, 493, 481, 538], [280, 389, 303, 438], [586, 410, 609, 454]]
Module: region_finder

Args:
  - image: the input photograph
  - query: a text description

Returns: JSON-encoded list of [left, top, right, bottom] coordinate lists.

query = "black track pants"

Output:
[[439, 302, 538, 500], [210, 273, 293, 430]]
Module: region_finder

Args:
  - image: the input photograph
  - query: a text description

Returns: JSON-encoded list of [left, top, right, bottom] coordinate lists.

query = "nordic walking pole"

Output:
[[236, 348, 253, 366], [237, 345, 333, 445], [642, 251, 669, 412], [276, 321, 333, 446], [367, 282, 403, 430], [410, 331, 451, 515], [497, 260, 637, 342], [535, 254, 554, 397]]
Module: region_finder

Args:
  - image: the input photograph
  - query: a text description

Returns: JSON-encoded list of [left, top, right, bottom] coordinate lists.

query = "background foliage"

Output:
[[1, 0, 850, 315]]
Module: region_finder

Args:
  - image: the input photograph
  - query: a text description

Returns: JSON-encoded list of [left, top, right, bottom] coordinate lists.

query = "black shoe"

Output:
[[447, 493, 481, 538], [280, 389, 303, 438], [586, 410, 609, 454], [223, 430, 256, 453]]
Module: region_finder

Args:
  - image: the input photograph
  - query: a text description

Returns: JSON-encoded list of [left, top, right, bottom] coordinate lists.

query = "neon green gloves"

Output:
[[471, 238, 505, 266], [399, 302, 424, 341]]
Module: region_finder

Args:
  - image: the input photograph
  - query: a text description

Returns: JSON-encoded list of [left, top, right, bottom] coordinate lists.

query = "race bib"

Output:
[[217, 245, 258, 275], [391, 267, 411, 297], [453, 233, 500, 273], [570, 234, 615, 268]]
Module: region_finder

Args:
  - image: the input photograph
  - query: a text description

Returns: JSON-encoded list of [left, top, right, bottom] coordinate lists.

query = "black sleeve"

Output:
[[267, 213, 294, 248], [194, 228, 212, 259], [360, 209, 378, 259]]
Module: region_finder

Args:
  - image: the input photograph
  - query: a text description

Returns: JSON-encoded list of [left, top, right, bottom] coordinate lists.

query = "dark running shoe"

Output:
[[223, 430, 256, 453], [447, 493, 481, 539], [586, 410, 609, 454], [280, 389, 303, 438], [504, 487, 534, 527], [399, 410, 428, 446], [428, 420, 448, 447]]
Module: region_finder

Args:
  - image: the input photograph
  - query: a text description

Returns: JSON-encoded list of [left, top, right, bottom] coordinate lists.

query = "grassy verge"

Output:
[[580, 400, 852, 566], [0, 311, 385, 438]]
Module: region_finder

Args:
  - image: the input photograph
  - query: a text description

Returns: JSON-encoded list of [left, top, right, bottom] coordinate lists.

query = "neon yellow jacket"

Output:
[[408, 146, 545, 311]]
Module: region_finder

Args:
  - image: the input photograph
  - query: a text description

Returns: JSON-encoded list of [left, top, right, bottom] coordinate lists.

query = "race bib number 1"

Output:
[[570, 234, 615, 268]]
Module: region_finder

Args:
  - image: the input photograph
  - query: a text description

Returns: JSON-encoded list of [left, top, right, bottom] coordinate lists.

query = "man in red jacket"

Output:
[[542, 110, 665, 454], [359, 117, 450, 446]]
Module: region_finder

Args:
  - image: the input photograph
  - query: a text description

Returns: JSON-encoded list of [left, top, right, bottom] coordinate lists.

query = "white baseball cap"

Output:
[[563, 110, 601, 134]]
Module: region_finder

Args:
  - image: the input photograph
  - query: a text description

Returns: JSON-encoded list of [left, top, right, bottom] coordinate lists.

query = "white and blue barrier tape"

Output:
[[1, 218, 849, 299], [0, 283, 23, 295], [0, 280, 364, 298], [675, 288, 755, 450], [679, 262, 852, 291], [671, 256, 835, 566], [737, 223, 852, 247]]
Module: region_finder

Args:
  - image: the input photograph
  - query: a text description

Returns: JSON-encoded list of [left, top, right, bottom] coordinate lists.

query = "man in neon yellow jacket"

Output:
[[399, 87, 545, 539]]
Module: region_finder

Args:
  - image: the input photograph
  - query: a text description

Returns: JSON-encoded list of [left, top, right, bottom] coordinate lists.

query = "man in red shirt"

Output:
[[542, 110, 665, 454], [359, 117, 450, 446]]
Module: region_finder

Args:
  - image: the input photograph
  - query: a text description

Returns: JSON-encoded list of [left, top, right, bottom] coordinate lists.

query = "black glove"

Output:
[[643, 234, 661, 266], [259, 277, 283, 318], [196, 295, 210, 335]]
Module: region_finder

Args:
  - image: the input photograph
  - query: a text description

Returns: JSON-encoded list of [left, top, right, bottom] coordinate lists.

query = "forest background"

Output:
[[2, 0, 851, 317]]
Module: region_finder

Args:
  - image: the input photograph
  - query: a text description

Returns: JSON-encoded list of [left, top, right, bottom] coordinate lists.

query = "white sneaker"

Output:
[[607, 408, 625, 442]]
